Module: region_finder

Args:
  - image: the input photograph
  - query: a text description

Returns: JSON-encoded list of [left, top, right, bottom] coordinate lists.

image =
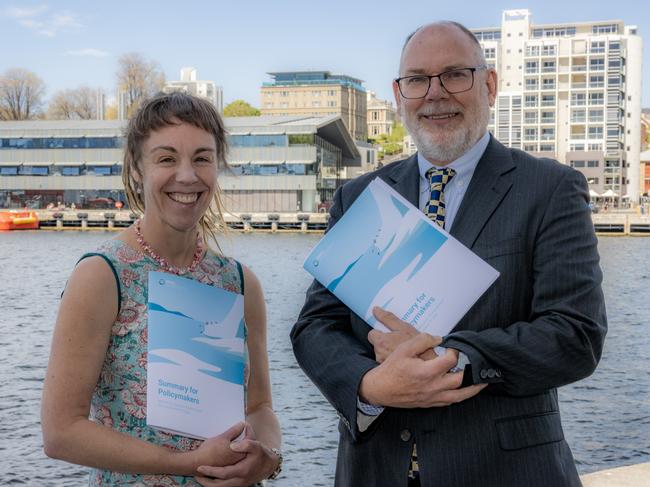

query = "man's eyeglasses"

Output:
[[395, 65, 488, 99]]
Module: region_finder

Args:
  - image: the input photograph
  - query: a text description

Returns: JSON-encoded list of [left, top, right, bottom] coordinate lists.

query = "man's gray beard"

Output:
[[402, 107, 489, 163], [409, 125, 474, 163]]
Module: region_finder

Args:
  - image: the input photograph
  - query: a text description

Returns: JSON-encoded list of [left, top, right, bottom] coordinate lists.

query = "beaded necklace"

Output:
[[134, 219, 203, 275]]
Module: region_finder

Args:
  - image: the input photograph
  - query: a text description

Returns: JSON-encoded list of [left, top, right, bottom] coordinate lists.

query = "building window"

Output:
[[589, 109, 604, 122], [541, 111, 555, 123], [588, 127, 603, 139], [525, 61, 538, 73], [542, 61, 556, 72], [589, 75, 604, 88], [524, 95, 537, 107], [589, 58, 605, 71], [541, 128, 555, 140], [540, 143, 555, 151], [526, 46, 540, 56], [524, 128, 538, 140], [589, 92, 604, 105], [571, 109, 586, 123], [62, 166, 81, 176], [312, 101, 321, 107], [587, 160, 599, 167], [542, 45, 556, 56], [609, 58, 621, 69], [541, 94, 555, 106], [327, 90, 336, 96], [525, 78, 538, 90], [571, 93, 586, 106], [524, 111, 538, 123], [588, 143, 603, 151], [571, 160, 586, 167], [590, 41, 605, 53], [542, 78, 556, 89], [327, 101, 337, 107], [592, 24, 618, 34]]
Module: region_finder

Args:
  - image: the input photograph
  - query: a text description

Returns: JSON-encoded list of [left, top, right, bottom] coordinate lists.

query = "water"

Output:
[[0, 232, 648, 485]]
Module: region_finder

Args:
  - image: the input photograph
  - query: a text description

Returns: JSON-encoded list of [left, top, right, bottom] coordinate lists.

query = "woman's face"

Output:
[[136, 121, 218, 234]]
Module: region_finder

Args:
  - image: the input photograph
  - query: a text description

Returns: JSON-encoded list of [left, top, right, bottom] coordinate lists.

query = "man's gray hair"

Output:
[[400, 21, 486, 73]]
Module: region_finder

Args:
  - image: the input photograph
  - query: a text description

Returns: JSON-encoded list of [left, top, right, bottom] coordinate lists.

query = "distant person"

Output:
[[291, 21, 607, 487], [42, 92, 282, 486]]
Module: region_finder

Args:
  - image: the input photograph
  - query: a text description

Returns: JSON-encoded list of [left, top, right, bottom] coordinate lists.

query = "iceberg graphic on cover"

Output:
[[146, 271, 245, 439], [304, 177, 499, 336]]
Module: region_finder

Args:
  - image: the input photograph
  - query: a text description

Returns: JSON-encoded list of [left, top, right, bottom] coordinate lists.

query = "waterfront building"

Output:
[[473, 9, 643, 200], [367, 91, 396, 138], [164, 68, 224, 113], [260, 71, 367, 141], [641, 150, 650, 197], [0, 116, 360, 212]]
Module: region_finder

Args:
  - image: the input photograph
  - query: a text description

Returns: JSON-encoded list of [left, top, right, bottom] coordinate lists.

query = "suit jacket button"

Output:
[[495, 369, 502, 378], [487, 369, 496, 378], [480, 369, 488, 379], [400, 429, 412, 442]]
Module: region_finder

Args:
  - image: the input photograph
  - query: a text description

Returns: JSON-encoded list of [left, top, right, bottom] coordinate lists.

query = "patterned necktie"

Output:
[[425, 167, 456, 227], [408, 167, 456, 483]]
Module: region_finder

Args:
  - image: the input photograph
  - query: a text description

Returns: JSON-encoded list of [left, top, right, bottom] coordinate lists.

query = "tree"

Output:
[[48, 86, 99, 120], [0, 68, 46, 120], [116, 52, 165, 118], [224, 99, 261, 117]]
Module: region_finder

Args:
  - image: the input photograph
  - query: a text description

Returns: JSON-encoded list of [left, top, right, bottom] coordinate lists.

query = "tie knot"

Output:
[[426, 167, 456, 185]]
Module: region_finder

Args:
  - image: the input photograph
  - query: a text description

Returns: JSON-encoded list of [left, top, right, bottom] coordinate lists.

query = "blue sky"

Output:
[[1, 0, 648, 108]]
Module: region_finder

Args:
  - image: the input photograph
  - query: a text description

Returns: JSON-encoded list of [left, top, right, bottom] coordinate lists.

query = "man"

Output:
[[291, 21, 606, 487]]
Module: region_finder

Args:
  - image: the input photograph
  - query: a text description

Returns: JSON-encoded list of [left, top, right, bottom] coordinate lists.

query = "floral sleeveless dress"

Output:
[[83, 239, 246, 486]]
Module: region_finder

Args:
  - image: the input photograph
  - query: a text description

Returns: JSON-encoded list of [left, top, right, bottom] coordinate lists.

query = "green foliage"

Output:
[[369, 121, 407, 159], [288, 134, 315, 145], [224, 100, 261, 117]]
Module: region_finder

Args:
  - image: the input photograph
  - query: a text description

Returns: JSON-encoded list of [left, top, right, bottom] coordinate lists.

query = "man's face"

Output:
[[393, 25, 497, 165]]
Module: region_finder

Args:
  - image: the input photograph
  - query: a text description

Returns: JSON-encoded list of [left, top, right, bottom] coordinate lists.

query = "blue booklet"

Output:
[[146, 271, 245, 439], [304, 177, 499, 336]]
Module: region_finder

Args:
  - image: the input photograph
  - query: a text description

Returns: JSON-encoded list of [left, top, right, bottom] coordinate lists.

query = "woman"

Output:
[[41, 92, 282, 486]]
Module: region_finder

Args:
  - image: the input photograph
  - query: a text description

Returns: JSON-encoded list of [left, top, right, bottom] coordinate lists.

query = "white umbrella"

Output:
[[589, 189, 600, 198], [602, 189, 618, 198], [621, 194, 631, 199]]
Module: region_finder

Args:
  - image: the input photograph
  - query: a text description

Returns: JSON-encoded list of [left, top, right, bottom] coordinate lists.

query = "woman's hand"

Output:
[[195, 423, 280, 486], [190, 422, 247, 474]]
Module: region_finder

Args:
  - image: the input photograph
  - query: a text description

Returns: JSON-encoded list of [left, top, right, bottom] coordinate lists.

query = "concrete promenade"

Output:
[[581, 462, 650, 486], [3, 208, 648, 235]]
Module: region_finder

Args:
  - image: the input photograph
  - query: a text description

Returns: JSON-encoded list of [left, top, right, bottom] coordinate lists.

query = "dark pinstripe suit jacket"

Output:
[[290, 136, 607, 487]]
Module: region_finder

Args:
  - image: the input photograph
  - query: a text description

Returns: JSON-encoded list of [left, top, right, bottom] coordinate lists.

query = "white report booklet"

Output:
[[304, 177, 500, 336], [146, 271, 245, 439]]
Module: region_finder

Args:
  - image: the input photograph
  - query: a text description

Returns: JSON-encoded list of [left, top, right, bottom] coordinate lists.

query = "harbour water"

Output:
[[0, 232, 648, 486]]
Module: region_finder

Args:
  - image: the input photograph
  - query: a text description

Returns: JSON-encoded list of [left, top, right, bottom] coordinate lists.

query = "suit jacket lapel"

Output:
[[450, 137, 516, 248], [383, 153, 420, 207]]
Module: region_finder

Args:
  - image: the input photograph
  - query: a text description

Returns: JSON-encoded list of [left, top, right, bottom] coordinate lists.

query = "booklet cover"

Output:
[[304, 177, 500, 336], [146, 271, 246, 440]]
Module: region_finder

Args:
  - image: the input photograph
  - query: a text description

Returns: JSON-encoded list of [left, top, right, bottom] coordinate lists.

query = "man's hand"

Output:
[[359, 333, 486, 409], [368, 307, 439, 363]]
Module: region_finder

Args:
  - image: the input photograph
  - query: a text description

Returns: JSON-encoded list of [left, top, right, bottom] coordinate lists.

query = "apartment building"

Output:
[[164, 67, 224, 113], [473, 9, 642, 200], [260, 71, 367, 141]]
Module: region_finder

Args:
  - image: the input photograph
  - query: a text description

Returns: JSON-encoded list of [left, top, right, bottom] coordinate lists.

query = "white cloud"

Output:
[[4, 5, 49, 19], [64, 48, 109, 58], [4, 5, 83, 37]]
